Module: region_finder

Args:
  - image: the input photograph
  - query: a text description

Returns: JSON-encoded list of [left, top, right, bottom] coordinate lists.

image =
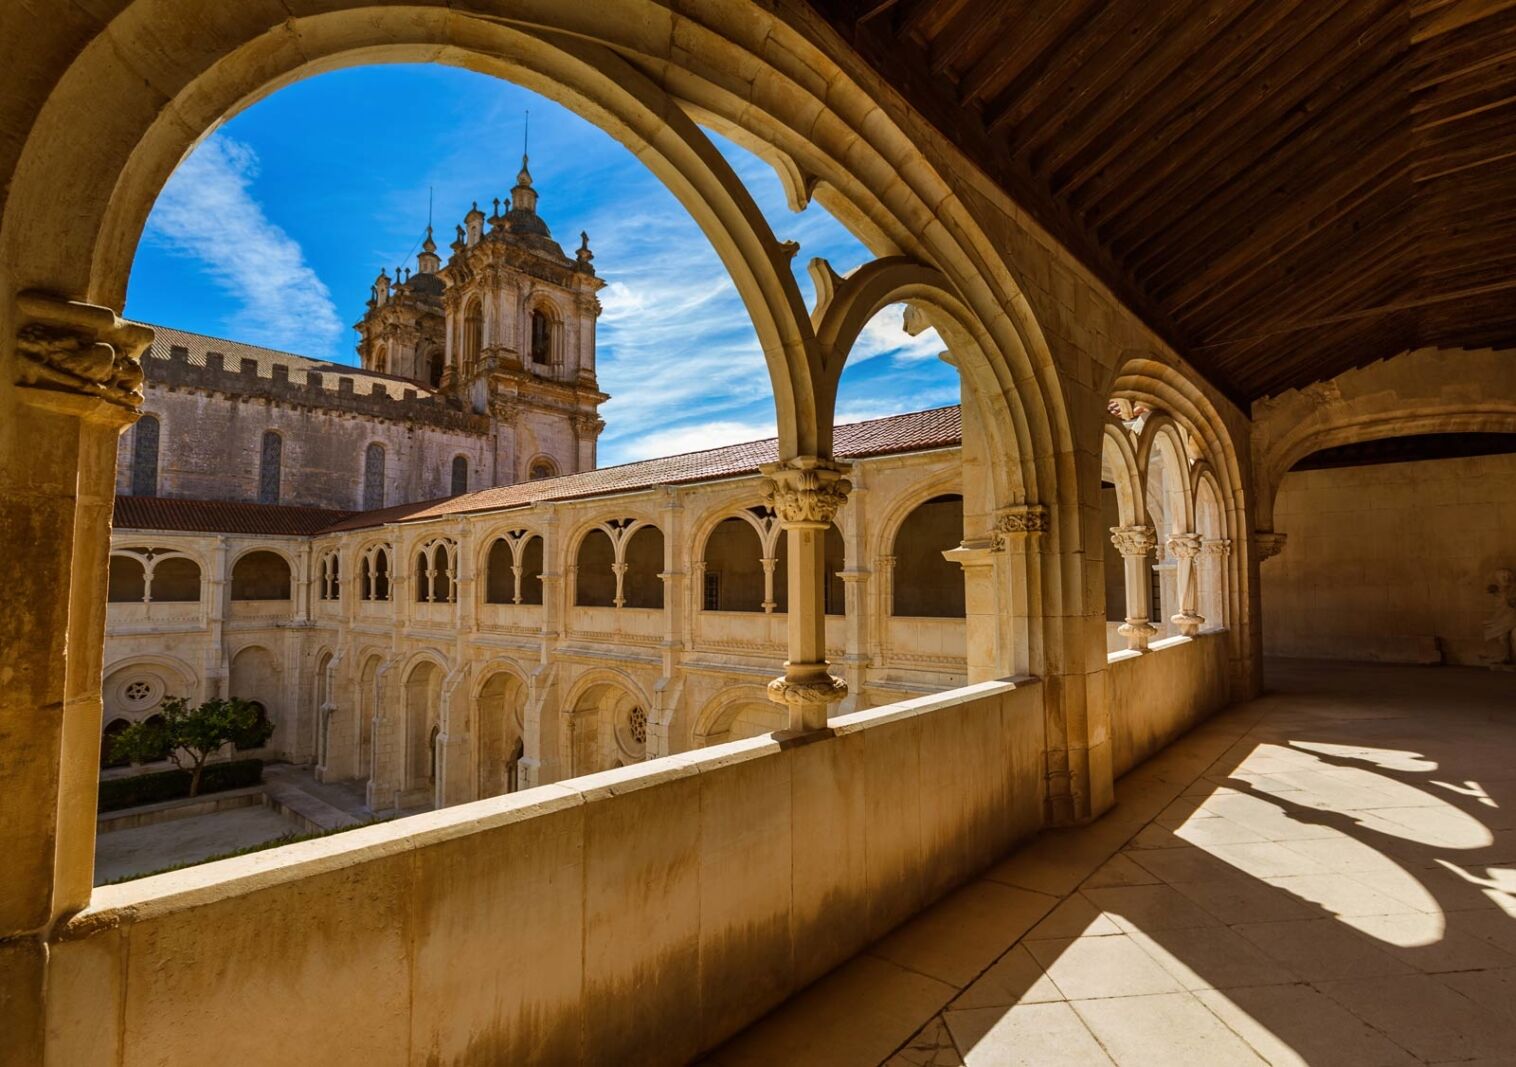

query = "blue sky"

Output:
[[125, 65, 961, 465]]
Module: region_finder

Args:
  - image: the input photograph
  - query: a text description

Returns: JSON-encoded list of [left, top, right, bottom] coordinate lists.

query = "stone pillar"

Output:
[[760, 458, 851, 732], [1201, 538, 1231, 627], [1110, 525, 1159, 651], [0, 293, 151, 1056], [994, 505, 1050, 678], [611, 561, 628, 608], [1167, 532, 1205, 636], [943, 541, 1001, 683]]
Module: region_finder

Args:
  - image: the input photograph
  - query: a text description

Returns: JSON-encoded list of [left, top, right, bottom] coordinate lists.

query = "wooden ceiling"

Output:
[[807, 0, 1516, 402]]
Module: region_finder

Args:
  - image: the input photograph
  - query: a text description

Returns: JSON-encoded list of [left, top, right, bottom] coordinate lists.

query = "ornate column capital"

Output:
[[1165, 532, 1203, 560], [993, 504, 1050, 549], [14, 291, 152, 417], [759, 457, 852, 529], [1254, 531, 1288, 562], [1110, 524, 1157, 558], [1201, 538, 1232, 558], [766, 673, 848, 708]]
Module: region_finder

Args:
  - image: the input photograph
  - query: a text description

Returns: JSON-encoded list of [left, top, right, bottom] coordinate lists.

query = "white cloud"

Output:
[[849, 305, 947, 365], [145, 137, 343, 356], [614, 418, 778, 464]]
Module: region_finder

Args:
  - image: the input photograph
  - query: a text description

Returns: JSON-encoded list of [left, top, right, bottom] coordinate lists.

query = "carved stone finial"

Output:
[[759, 457, 852, 528], [1254, 531, 1288, 562], [14, 291, 153, 413], [1110, 525, 1157, 558]]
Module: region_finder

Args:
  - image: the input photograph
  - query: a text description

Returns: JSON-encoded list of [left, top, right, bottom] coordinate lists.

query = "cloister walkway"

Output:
[[712, 661, 1516, 1066]]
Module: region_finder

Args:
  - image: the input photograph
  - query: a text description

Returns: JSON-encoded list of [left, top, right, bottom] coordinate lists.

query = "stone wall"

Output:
[[1107, 632, 1232, 778], [1263, 453, 1516, 665], [48, 679, 1046, 1066]]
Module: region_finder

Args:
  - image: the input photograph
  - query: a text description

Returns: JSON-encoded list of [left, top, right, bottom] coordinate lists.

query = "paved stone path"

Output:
[[94, 804, 301, 884], [712, 661, 1516, 1066]]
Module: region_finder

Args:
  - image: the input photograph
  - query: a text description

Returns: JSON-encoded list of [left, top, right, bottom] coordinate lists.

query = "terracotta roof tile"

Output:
[[320, 405, 962, 533], [114, 496, 353, 536]]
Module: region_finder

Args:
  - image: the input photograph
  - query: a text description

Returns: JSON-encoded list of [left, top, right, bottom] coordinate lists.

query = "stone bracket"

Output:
[[13, 290, 153, 414]]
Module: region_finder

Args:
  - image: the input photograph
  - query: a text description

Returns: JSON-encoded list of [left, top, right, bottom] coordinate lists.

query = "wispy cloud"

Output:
[[615, 418, 778, 464], [144, 137, 343, 356]]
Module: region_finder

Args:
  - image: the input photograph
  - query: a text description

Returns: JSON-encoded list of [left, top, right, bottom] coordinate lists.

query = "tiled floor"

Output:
[[711, 661, 1516, 1066]]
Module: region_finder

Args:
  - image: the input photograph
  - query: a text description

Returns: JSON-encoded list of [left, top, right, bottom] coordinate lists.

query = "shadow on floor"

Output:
[[710, 660, 1516, 1066]]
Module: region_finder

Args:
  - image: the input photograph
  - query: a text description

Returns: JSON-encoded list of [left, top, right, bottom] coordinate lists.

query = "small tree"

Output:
[[109, 696, 274, 797]]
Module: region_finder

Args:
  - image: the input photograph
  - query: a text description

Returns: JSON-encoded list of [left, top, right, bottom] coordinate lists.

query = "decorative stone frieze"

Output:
[[14, 291, 153, 413], [1201, 538, 1232, 558], [759, 457, 852, 528], [993, 504, 1050, 549]]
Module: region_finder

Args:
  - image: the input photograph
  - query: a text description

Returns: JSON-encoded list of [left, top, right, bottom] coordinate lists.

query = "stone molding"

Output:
[[14, 291, 153, 413], [1110, 525, 1157, 558], [1166, 532, 1203, 559], [993, 504, 1050, 549], [766, 672, 848, 707], [1254, 531, 1288, 562], [759, 457, 852, 528]]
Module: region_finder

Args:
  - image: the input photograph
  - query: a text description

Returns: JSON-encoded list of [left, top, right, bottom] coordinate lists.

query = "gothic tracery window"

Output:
[[258, 430, 282, 505], [131, 414, 160, 497], [363, 442, 385, 510]]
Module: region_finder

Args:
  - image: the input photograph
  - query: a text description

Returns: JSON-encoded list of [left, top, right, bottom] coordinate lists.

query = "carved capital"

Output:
[[573, 413, 605, 437], [993, 504, 1050, 549], [766, 672, 847, 708], [1201, 538, 1232, 558], [1110, 524, 1157, 558], [14, 291, 152, 412], [1254, 531, 1288, 562], [759, 457, 852, 528], [1166, 532, 1203, 560]]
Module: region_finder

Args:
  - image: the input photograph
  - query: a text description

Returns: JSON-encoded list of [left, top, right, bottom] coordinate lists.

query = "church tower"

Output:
[[354, 154, 607, 486]]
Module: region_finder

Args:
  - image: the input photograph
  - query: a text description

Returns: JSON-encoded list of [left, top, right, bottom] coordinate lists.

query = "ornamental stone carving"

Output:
[[766, 672, 848, 707], [1166, 532, 1203, 560], [14, 291, 153, 411], [1201, 538, 1232, 558], [1110, 525, 1157, 557], [759, 458, 852, 528], [1254, 531, 1288, 562], [993, 504, 1050, 549]]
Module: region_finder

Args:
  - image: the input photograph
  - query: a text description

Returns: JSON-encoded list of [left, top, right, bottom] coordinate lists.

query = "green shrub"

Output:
[[98, 758, 264, 813]]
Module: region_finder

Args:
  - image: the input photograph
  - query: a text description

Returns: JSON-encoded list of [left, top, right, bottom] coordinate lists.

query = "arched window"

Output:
[[427, 349, 445, 389], [700, 517, 765, 612], [230, 551, 292, 601], [150, 556, 201, 602], [319, 552, 341, 601], [415, 542, 454, 603], [486, 538, 515, 604], [530, 308, 551, 364], [372, 344, 388, 374], [528, 457, 556, 481], [360, 545, 391, 601], [363, 442, 385, 510], [462, 300, 483, 372], [575, 528, 616, 607], [415, 551, 432, 603], [891, 495, 966, 618], [107, 555, 147, 602], [623, 526, 665, 609], [131, 414, 160, 497], [519, 535, 544, 605], [451, 455, 468, 496], [101, 718, 131, 769], [258, 430, 282, 505]]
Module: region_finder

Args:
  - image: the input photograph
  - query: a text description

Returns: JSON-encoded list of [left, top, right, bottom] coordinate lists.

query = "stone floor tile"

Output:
[[1024, 893, 1121, 941], [1071, 992, 1268, 1066], [1433, 965, 1516, 1019], [1081, 883, 1224, 932], [1025, 934, 1185, 1000], [1124, 824, 1185, 850], [1167, 873, 1319, 926], [869, 881, 1058, 988], [943, 1002, 1113, 1067], [1274, 835, 1411, 874], [1127, 844, 1245, 884], [949, 945, 1064, 1010], [1122, 924, 1296, 991], [1171, 815, 1271, 847], [709, 954, 954, 1067], [1233, 918, 1417, 980], [1314, 973, 1516, 1062], [885, 1015, 965, 1067], [1456, 909, 1516, 955], [1346, 912, 1516, 973], [1263, 873, 1426, 918], [1080, 853, 1162, 889], [1203, 842, 1334, 880], [1153, 797, 1215, 830], [1193, 984, 1418, 1066]]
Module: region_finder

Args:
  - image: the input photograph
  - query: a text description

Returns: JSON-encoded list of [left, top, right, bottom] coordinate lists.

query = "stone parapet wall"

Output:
[[1107, 631, 1232, 778], [50, 679, 1045, 1065]]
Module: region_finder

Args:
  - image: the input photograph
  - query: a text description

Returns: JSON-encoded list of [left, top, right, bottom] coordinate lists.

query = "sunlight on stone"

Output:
[[1291, 740, 1437, 772]]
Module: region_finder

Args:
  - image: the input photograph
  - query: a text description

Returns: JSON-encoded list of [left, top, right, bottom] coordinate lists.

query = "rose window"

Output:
[[121, 678, 161, 712], [629, 706, 647, 745]]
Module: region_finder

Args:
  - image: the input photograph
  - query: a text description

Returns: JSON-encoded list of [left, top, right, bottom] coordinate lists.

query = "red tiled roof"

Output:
[[114, 496, 353, 536], [321, 405, 963, 533]]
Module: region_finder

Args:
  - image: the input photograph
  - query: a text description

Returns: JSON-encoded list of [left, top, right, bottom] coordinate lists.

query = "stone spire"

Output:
[[575, 230, 596, 274], [416, 226, 441, 275], [511, 154, 538, 215]]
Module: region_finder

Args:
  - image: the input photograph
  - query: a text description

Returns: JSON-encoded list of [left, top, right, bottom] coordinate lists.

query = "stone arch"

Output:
[[101, 654, 197, 730], [474, 663, 529, 797], [1136, 415, 1195, 539], [313, 648, 335, 770], [526, 454, 558, 481], [1101, 422, 1146, 528], [692, 685, 786, 747], [229, 548, 293, 601], [354, 651, 384, 781], [228, 644, 280, 751], [698, 511, 772, 613], [622, 524, 665, 609], [889, 494, 967, 619], [523, 292, 562, 367], [400, 654, 447, 800], [106, 553, 147, 603], [357, 541, 392, 601]]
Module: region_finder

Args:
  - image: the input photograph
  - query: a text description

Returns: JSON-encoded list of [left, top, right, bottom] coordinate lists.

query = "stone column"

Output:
[[1110, 525, 1159, 651], [760, 458, 851, 732], [994, 505, 1050, 678], [942, 541, 1000, 683], [1201, 538, 1231, 627], [0, 293, 152, 1055], [1166, 531, 1205, 636]]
